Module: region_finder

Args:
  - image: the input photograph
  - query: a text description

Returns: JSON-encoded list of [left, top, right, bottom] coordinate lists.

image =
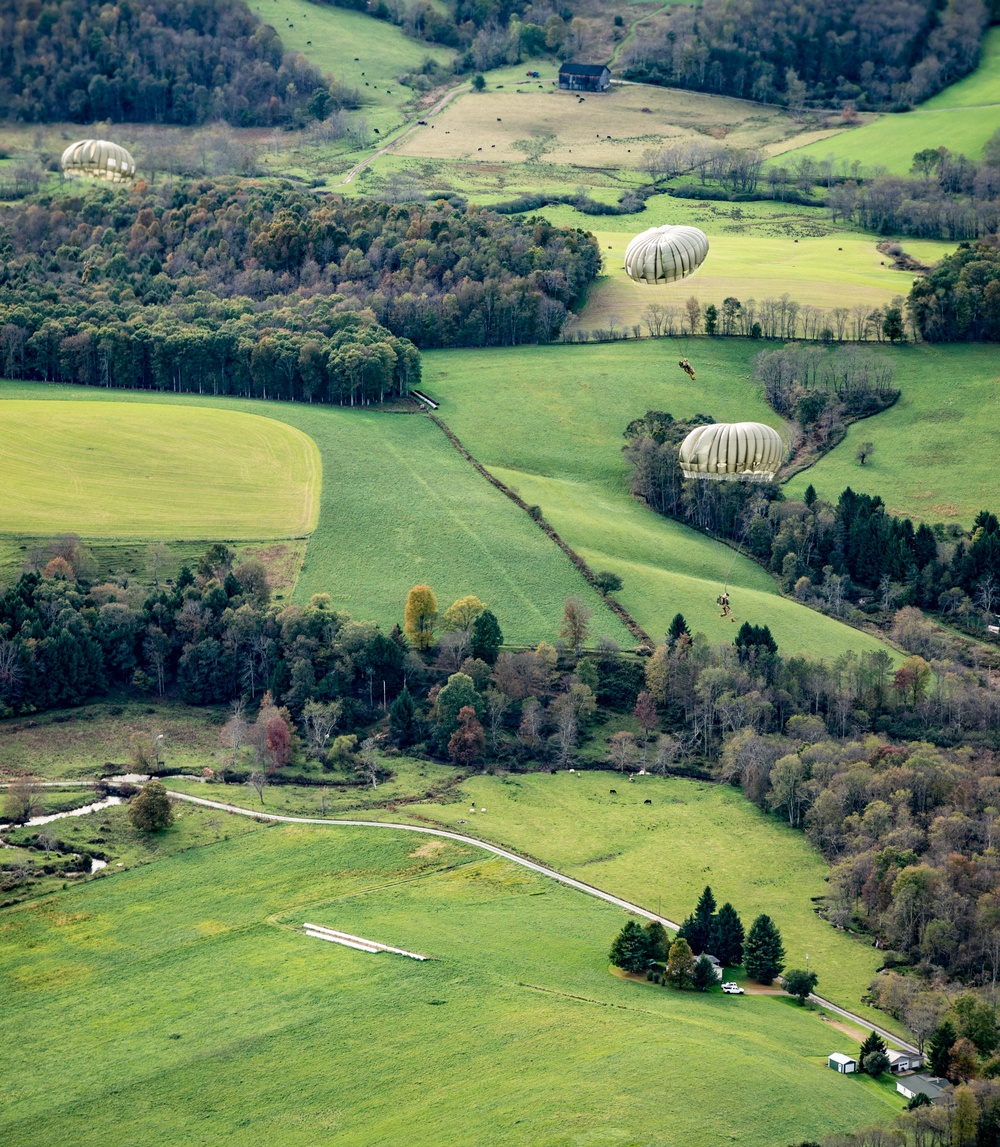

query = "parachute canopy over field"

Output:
[[679, 422, 783, 482], [60, 139, 136, 183], [624, 224, 709, 285]]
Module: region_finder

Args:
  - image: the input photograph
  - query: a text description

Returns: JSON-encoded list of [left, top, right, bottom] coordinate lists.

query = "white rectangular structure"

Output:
[[828, 1053, 858, 1073]]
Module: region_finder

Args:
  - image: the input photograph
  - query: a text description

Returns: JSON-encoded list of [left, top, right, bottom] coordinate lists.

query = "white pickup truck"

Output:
[[721, 982, 745, 994]]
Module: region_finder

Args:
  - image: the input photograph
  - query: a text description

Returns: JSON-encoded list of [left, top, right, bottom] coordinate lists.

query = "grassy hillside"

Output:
[[0, 401, 320, 539], [0, 382, 630, 646], [779, 29, 1000, 174], [0, 821, 899, 1146], [248, 0, 455, 136], [784, 343, 1000, 525], [421, 341, 893, 659]]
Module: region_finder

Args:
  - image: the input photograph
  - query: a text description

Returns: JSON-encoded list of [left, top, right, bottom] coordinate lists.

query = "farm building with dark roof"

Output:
[[558, 62, 611, 92]]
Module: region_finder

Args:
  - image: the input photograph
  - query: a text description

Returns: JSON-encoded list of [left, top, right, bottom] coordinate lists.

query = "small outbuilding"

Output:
[[559, 62, 611, 92], [896, 1074, 952, 1104], [887, 1049, 924, 1074], [828, 1053, 858, 1073]]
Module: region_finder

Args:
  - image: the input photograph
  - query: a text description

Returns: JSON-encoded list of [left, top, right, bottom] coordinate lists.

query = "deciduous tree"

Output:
[[128, 779, 174, 833], [404, 585, 438, 650]]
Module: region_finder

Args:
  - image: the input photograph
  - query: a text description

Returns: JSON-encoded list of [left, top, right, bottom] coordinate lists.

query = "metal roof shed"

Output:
[[828, 1053, 858, 1073]]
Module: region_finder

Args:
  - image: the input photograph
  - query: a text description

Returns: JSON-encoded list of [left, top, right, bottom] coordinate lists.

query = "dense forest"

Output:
[[0, 180, 599, 398], [0, 0, 332, 126], [621, 0, 990, 110], [909, 238, 1000, 341]]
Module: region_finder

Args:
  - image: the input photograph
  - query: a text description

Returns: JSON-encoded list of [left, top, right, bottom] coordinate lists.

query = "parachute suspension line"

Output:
[[722, 490, 766, 595]]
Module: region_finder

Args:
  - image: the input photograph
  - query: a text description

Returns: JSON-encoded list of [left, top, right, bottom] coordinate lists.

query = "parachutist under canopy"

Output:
[[679, 358, 696, 381], [717, 592, 736, 621]]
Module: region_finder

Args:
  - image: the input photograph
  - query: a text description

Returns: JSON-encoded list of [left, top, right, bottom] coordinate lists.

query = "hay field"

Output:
[[0, 821, 899, 1146], [421, 341, 895, 660], [784, 343, 1000, 525], [0, 400, 320, 539], [395, 78, 820, 168]]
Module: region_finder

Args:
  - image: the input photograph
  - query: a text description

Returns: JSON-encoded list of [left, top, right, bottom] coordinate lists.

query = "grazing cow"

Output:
[[644, 799, 652, 805], [609, 789, 617, 795]]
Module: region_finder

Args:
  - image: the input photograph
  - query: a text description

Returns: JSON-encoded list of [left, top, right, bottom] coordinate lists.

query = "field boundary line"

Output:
[[165, 787, 917, 1051], [423, 412, 653, 648]]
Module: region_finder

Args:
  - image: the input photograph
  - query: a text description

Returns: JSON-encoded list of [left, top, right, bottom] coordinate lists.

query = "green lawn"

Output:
[[0, 400, 320, 539], [0, 382, 630, 646], [785, 343, 1000, 524], [421, 341, 894, 659], [0, 822, 900, 1146]]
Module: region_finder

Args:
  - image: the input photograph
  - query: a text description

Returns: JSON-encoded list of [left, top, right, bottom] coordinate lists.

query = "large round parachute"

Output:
[[624, 225, 709, 285], [61, 140, 136, 183], [678, 422, 783, 482]]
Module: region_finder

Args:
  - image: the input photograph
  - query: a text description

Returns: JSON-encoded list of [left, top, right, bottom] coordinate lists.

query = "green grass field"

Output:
[[175, 767, 896, 1026], [421, 341, 893, 658], [780, 29, 1000, 175], [785, 343, 1000, 524], [0, 821, 900, 1146], [0, 400, 320, 539], [0, 382, 630, 646]]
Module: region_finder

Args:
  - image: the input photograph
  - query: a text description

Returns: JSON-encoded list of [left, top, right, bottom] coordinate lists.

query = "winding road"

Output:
[[166, 787, 919, 1053]]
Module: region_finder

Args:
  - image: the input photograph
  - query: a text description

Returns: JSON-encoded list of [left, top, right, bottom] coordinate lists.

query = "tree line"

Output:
[[619, 0, 989, 111], [0, 0, 331, 127], [0, 181, 600, 401], [908, 238, 1000, 342]]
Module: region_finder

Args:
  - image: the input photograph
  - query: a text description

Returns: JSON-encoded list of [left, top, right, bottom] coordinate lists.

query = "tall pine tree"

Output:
[[710, 903, 745, 966], [744, 914, 785, 984]]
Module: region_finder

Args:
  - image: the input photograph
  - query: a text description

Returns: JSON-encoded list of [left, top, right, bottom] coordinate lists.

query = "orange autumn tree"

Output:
[[404, 585, 438, 650]]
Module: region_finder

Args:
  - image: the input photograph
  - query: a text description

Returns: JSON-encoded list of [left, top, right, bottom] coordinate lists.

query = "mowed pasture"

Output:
[[0, 823, 899, 1147], [784, 343, 1000, 525], [0, 400, 320, 539], [0, 382, 629, 646], [395, 76, 830, 169], [566, 228, 955, 331], [421, 341, 894, 659]]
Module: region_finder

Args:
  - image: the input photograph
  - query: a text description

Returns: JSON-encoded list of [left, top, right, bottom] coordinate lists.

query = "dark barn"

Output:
[[558, 62, 611, 92]]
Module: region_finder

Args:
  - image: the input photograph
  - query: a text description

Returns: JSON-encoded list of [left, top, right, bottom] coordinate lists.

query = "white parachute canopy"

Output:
[[61, 140, 137, 184], [678, 422, 784, 483], [624, 224, 709, 285]]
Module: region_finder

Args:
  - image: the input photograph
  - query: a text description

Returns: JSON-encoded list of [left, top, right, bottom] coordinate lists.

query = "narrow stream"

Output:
[[1, 796, 123, 873]]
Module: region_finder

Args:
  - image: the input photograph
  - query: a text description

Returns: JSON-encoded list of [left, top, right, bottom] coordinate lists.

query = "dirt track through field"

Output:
[[166, 786, 918, 1052]]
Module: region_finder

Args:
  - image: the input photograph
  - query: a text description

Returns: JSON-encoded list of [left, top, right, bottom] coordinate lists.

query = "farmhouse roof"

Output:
[[903, 1075, 951, 1100], [828, 1053, 857, 1066], [559, 62, 610, 77]]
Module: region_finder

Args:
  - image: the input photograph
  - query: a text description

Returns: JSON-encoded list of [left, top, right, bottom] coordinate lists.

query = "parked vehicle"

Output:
[[721, 982, 745, 994]]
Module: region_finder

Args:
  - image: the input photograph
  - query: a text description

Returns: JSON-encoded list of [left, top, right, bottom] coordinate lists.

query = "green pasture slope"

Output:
[[421, 341, 893, 659], [785, 343, 1000, 525], [0, 824, 899, 1147], [781, 28, 1000, 174], [0, 381, 628, 647]]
